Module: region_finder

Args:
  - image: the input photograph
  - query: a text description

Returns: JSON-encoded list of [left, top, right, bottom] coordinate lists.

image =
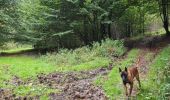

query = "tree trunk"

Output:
[[159, 0, 170, 36], [108, 24, 111, 38], [162, 0, 170, 36], [100, 23, 106, 39], [126, 22, 131, 37], [164, 19, 170, 36], [82, 16, 89, 45]]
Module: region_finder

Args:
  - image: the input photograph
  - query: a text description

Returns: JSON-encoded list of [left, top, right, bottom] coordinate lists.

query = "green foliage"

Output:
[[0, 0, 160, 48], [95, 49, 139, 99], [0, 0, 17, 45], [92, 39, 125, 57], [138, 45, 170, 99], [41, 39, 126, 71]]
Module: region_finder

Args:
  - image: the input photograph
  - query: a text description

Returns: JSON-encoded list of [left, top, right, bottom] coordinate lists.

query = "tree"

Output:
[[158, 0, 170, 35], [0, 0, 19, 45], [0, 0, 164, 49]]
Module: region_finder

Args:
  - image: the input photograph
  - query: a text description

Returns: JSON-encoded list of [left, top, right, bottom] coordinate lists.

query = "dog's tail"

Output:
[[136, 58, 141, 67]]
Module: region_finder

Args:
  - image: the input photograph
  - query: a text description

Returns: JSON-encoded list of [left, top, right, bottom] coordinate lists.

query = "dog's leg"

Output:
[[129, 83, 133, 96], [124, 85, 128, 96], [136, 74, 141, 88]]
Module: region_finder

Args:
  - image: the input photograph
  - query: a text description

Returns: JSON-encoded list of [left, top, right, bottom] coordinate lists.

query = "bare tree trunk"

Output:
[[159, 0, 170, 36], [108, 24, 111, 38], [107, 9, 112, 38], [100, 23, 106, 39], [163, 0, 170, 35], [163, 17, 170, 35]]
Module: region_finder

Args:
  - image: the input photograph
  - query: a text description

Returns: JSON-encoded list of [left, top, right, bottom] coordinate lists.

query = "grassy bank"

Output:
[[138, 45, 170, 99]]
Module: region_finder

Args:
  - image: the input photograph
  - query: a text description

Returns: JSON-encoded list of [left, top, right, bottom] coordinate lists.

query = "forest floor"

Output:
[[0, 36, 170, 100]]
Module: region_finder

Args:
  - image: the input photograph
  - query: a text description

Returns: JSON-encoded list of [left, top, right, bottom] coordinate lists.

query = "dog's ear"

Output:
[[119, 68, 122, 73], [125, 67, 127, 72]]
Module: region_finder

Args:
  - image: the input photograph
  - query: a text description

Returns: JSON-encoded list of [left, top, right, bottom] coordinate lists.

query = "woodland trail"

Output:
[[46, 48, 160, 100], [119, 36, 170, 99], [41, 36, 170, 99], [130, 48, 159, 97]]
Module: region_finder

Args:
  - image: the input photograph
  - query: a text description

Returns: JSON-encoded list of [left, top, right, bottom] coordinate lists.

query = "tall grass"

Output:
[[41, 39, 126, 71]]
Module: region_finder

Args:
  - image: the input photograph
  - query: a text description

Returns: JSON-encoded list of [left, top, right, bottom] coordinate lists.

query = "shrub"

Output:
[[41, 39, 127, 71], [92, 39, 126, 57]]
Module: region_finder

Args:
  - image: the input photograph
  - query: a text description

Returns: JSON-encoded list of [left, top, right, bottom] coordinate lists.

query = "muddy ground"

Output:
[[0, 66, 112, 100], [39, 67, 111, 100]]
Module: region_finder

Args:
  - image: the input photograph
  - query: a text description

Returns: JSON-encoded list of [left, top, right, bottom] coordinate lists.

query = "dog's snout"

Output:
[[122, 76, 125, 81]]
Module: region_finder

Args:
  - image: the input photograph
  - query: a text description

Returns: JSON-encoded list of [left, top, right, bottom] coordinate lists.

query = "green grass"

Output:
[[14, 85, 59, 97], [0, 56, 58, 98], [95, 49, 140, 99], [138, 45, 170, 100], [0, 56, 109, 98], [0, 56, 110, 97], [0, 56, 55, 80], [0, 39, 127, 98], [56, 57, 110, 72]]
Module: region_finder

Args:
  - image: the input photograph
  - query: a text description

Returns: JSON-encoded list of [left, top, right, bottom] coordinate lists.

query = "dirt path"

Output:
[[130, 48, 159, 97], [45, 36, 169, 99]]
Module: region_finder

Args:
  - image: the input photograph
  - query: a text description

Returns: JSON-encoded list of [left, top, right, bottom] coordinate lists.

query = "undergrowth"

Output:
[[41, 39, 126, 72]]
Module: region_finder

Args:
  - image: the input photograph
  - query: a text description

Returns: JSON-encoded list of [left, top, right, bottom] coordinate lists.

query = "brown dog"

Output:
[[119, 66, 141, 96]]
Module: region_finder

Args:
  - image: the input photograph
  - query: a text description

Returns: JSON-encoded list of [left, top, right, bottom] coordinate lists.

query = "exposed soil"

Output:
[[0, 66, 112, 100], [38, 67, 111, 100]]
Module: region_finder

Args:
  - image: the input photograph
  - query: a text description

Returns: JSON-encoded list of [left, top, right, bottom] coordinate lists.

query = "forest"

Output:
[[0, 0, 170, 99]]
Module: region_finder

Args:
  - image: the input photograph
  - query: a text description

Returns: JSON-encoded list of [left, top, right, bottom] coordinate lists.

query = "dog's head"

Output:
[[119, 67, 128, 84]]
